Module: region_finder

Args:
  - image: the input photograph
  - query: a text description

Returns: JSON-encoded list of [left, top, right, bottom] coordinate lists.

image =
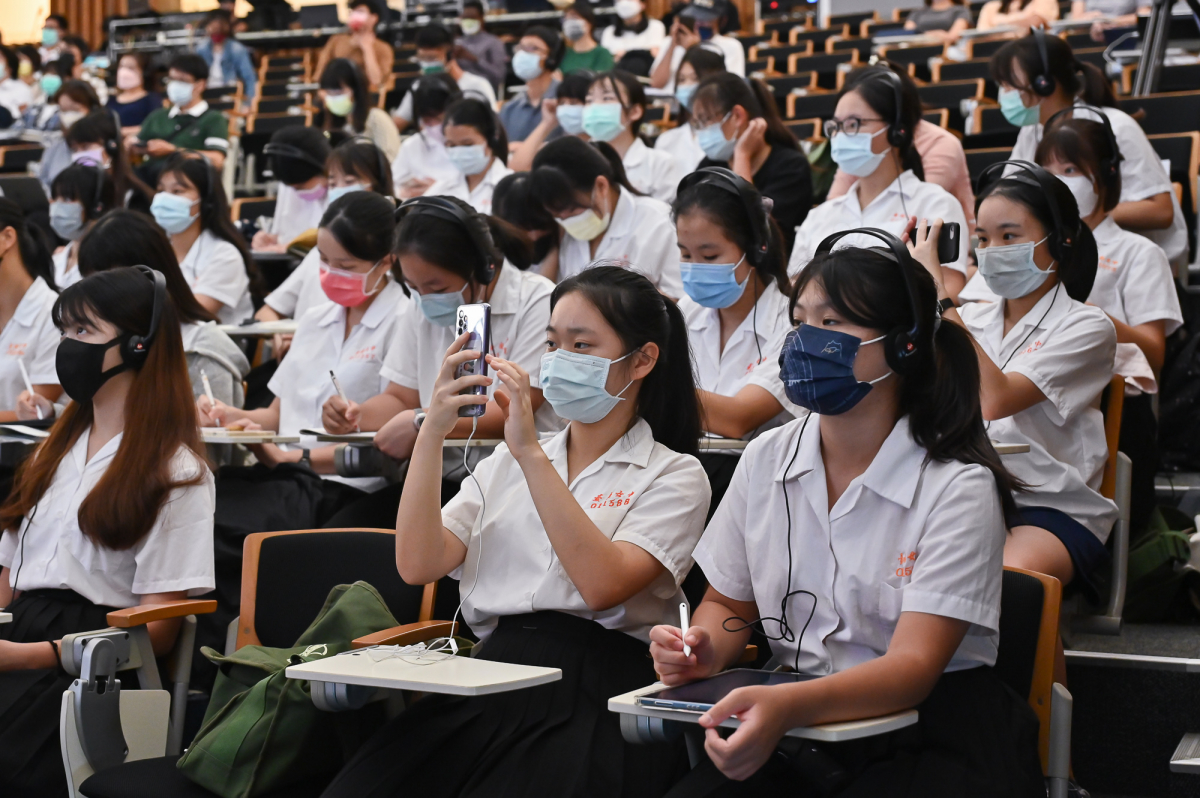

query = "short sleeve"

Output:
[[132, 455, 216, 596], [202, 113, 230, 152], [396, 90, 414, 122], [1110, 111, 1172, 202], [502, 277, 553, 383], [612, 453, 711, 585], [28, 303, 60, 385], [379, 302, 422, 389], [441, 444, 506, 544], [1118, 240, 1184, 332], [192, 239, 250, 311], [634, 212, 683, 298], [0, 527, 16, 568], [1008, 307, 1116, 424], [264, 250, 315, 317], [267, 308, 321, 398], [788, 206, 828, 277], [692, 450, 755, 602], [746, 358, 808, 419]]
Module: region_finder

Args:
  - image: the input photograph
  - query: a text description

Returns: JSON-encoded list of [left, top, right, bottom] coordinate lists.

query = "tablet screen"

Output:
[[636, 669, 816, 711]]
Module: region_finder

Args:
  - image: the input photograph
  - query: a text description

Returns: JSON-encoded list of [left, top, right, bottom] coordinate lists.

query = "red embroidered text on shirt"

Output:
[[1097, 255, 1120, 273], [347, 345, 378, 362], [895, 550, 918, 578], [1022, 340, 1045, 356], [6, 343, 28, 358], [590, 490, 637, 509]]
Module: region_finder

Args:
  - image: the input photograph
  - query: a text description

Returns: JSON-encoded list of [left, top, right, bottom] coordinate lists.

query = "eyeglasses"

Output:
[[822, 116, 887, 138], [690, 110, 730, 131]]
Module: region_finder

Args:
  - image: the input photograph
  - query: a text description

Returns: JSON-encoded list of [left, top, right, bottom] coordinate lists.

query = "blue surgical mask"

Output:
[[328, 183, 365, 203], [675, 83, 697, 110], [412, 286, 468, 327], [697, 113, 735, 162], [539, 349, 634, 423], [150, 191, 199, 235], [779, 325, 891, 415], [680, 255, 749, 309], [513, 50, 544, 82], [999, 87, 1040, 128], [975, 236, 1055, 299], [167, 79, 194, 107], [830, 126, 889, 178], [556, 104, 585, 135], [582, 102, 625, 143], [49, 200, 86, 241], [447, 143, 491, 176]]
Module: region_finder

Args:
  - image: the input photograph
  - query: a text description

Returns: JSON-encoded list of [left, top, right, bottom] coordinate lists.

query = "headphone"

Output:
[[1042, 103, 1122, 180], [396, 196, 497, 285], [677, 166, 771, 268], [541, 30, 566, 73], [263, 142, 329, 172], [85, 164, 107, 218], [871, 66, 911, 151], [811, 227, 929, 375], [176, 150, 218, 217], [122, 265, 166, 364], [342, 135, 390, 194], [977, 159, 1077, 256], [1031, 27, 1057, 97]]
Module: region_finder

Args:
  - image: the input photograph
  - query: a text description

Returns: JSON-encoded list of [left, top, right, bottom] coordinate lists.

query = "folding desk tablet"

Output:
[[216, 319, 300, 339], [200, 429, 302, 445]]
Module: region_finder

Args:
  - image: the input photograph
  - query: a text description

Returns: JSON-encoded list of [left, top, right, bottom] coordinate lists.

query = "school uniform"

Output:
[[674, 415, 1043, 797], [424, 156, 512, 215], [788, 169, 969, 278], [622, 137, 686, 203], [0, 435, 214, 796], [263, 248, 327, 321], [180, 229, 254, 325], [600, 19, 667, 57], [52, 240, 82, 289], [390, 130, 459, 194], [654, 123, 706, 173], [267, 184, 329, 247], [321, 417, 709, 798], [648, 34, 747, 92], [558, 186, 683, 298], [0, 276, 58, 409], [960, 287, 1119, 593]]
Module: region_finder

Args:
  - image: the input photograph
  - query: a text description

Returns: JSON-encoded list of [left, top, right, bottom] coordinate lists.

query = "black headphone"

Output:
[[122, 265, 166, 364], [86, 164, 107, 218], [542, 30, 566, 73], [342, 135, 390, 194], [811, 227, 929, 375], [872, 66, 911, 151], [977, 159, 1077, 256], [1031, 27, 1057, 97], [264, 142, 329, 172], [396, 196, 497, 285], [1043, 103, 1122, 180], [177, 150, 219, 216], [677, 166, 771, 268]]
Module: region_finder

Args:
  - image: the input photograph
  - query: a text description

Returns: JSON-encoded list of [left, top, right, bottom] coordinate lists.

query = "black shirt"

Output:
[[700, 144, 813, 254]]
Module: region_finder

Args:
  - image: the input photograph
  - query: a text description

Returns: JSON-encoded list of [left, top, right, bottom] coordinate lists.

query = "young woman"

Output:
[[427, 97, 512, 214], [251, 125, 332, 252], [977, 0, 1058, 32], [691, 73, 812, 253], [0, 267, 215, 797], [904, 0, 972, 42], [655, 45, 726, 174], [319, 57, 401, 162], [672, 168, 791, 512], [789, 67, 969, 301], [391, 72, 463, 200], [48, 163, 115, 288], [992, 33, 1188, 268], [34, 78, 99, 195], [560, 2, 614, 74], [66, 109, 154, 210], [583, 70, 685, 203], [530, 136, 682, 297], [507, 69, 594, 173], [320, 265, 708, 798], [106, 52, 163, 133], [493, 171, 561, 279], [152, 151, 257, 325], [600, 0, 666, 61], [649, 236, 1044, 797]]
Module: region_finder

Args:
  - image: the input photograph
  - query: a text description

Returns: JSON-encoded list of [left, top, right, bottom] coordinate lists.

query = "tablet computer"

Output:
[[635, 669, 817, 713]]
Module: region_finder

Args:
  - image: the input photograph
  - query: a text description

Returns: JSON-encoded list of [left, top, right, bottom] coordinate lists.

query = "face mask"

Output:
[[563, 18, 587, 41], [19, 60, 33, 79], [347, 9, 371, 31], [615, 0, 642, 20], [150, 191, 199, 235], [675, 83, 697, 110], [209, 31, 227, 44], [42, 28, 60, 48], [41, 74, 62, 97], [779, 325, 891, 416], [447, 144, 491, 176], [412, 285, 468, 327], [325, 91, 354, 117], [328, 182, 365, 203], [680, 255, 749, 309], [976, 236, 1055, 299], [295, 182, 328, 202], [59, 109, 83, 129], [540, 349, 634, 423], [167, 79, 194, 107], [830, 126, 890, 178], [50, 201, 86, 241], [461, 19, 482, 35], [999, 86, 1040, 128], [1058, 173, 1098, 217], [697, 114, 735, 162], [0, 63, 6, 81], [419, 60, 445, 75], [582, 103, 625, 143], [116, 66, 141, 90], [319, 260, 387, 307], [513, 50, 545, 82], [556, 191, 611, 241], [71, 147, 105, 167], [421, 123, 446, 145], [56, 336, 130, 403], [556, 104, 585, 135]]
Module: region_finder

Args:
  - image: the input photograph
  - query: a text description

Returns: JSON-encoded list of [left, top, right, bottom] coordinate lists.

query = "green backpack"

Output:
[[176, 581, 400, 798], [1123, 507, 1197, 622]]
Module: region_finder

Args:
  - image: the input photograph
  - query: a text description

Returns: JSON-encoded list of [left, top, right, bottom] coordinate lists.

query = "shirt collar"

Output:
[[1092, 214, 1121, 243], [12, 277, 49, 328], [169, 100, 209, 118], [686, 281, 789, 341], [543, 416, 656, 476], [846, 169, 918, 214], [604, 186, 636, 241], [70, 427, 123, 473], [624, 138, 648, 168], [1001, 282, 1068, 352]]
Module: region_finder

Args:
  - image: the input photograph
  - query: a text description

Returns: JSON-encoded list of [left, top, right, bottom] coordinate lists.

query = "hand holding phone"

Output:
[[922, 220, 960, 264]]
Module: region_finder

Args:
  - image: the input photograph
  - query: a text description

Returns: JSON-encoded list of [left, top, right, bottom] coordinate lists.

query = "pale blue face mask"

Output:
[[412, 285, 468, 327], [975, 235, 1055, 299], [512, 50, 544, 82], [556, 104, 585, 135], [675, 83, 697, 110], [998, 87, 1040, 128], [447, 143, 491, 176], [680, 254, 749, 309], [696, 113, 735, 162], [49, 201, 86, 241], [830, 126, 889, 178], [539, 349, 634, 424], [150, 191, 198, 235], [327, 183, 365, 204], [582, 102, 625, 143]]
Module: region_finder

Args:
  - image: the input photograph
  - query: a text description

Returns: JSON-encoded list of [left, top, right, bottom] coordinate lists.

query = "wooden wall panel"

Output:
[[52, 0, 128, 51]]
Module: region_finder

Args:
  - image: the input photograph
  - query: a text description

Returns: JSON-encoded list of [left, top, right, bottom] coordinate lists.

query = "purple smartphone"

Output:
[[455, 303, 491, 418]]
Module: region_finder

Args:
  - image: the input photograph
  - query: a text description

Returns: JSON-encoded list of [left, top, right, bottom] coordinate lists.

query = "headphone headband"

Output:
[[125, 265, 166, 361], [676, 166, 771, 267], [341, 136, 390, 193], [1031, 27, 1057, 97], [264, 142, 328, 172], [976, 159, 1073, 248], [396, 196, 496, 284], [1042, 104, 1122, 179]]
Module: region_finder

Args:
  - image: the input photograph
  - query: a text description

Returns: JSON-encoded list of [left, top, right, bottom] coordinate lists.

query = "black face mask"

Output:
[[56, 336, 130, 403]]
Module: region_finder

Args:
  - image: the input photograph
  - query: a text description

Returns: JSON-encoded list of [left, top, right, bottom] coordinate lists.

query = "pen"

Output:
[[201, 369, 215, 405], [17, 359, 42, 420], [330, 370, 359, 431], [680, 602, 691, 658]]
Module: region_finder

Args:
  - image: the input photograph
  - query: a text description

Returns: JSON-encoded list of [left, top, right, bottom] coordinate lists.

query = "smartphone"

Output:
[[923, 221, 960, 264], [455, 303, 491, 418]]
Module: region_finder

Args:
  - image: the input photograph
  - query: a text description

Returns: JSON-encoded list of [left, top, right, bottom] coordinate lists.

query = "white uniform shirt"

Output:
[[960, 286, 1119, 541], [391, 131, 459, 194], [264, 248, 327, 320], [654, 124, 706, 174], [396, 71, 498, 121], [180, 229, 254, 325], [0, 77, 33, 118], [558, 187, 683, 298], [268, 184, 328, 246], [649, 34, 747, 93], [0, 433, 215, 608], [1090, 215, 1183, 334], [0, 277, 59, 408], [600, 19, 667, 56], [424, 156, 512, 214], [623, 137, 686, 204], [442, 417, 710, 642], [695, 415, 1005, 675], [52, 241, 82, 290], [788, 170, 969, 278]]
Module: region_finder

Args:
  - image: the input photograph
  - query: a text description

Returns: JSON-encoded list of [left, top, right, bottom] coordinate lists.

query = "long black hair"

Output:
[[552, 264, 702, 456], [991, 33, 1115, 108], [319, 57, 370, 134], [0, 198, 55, 289], [676, 45, 727, 124], [327, 138, 395, 196], [839, 64, 925, 180], [792, 247, 1022, 516], [529, 136, 642, 215], [320, 191, 397, 264], [412, 72, 463, 126], [1035, 116, 1122, 214], [443, 97, 509, 166], [66, 109, 153, 206], [494, 173, 559, 264], [51, 163, 116, 224], [691, 72, 799, 152]]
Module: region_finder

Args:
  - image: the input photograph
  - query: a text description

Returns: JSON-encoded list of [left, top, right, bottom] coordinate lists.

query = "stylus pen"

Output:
[[17, 359, 42, 420], [680, 602, 691, 658], [200, 369, 215, 405]]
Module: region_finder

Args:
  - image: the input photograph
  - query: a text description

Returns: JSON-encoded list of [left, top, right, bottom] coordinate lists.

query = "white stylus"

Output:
[[17, 359, 42, 420], [680, 602, 691, 658], [330, 370, 360, 431], [200, 369, 215, 405]]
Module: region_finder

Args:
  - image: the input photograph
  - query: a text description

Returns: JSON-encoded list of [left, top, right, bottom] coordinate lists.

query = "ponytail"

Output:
[[1078, 62, 1116, 108], [692, 73, 800, 152], [0, 198, 56, 290]]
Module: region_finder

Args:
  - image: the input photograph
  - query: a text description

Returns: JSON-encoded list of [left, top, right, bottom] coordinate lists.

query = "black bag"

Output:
[[1159, 282, 1200, 471]]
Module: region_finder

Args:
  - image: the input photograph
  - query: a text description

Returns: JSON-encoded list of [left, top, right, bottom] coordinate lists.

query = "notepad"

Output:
[[0, 424, 50, 439]]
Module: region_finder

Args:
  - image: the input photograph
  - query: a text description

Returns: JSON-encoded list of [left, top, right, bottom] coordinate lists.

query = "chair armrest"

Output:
[[352, 620, 458, 649], [737, 645, 758, 664], [106, 600, 218, 628]]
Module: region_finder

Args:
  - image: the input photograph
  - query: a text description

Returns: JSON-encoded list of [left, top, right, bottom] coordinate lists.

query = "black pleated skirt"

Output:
[[319, 610, 689, 798], [0, 589, 120, 798]]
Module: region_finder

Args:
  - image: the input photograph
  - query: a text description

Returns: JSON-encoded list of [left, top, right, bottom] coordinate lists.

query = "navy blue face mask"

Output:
[[779, 324, 892, 415]]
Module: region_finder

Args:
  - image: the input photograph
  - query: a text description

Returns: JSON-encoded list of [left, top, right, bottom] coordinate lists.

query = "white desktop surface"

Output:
[[286, 651, 562, 696], [994, 442, 1031, 455], [0, 612, 10, 624], [217, 320, 300, 338], [201, 429, 301, 445]]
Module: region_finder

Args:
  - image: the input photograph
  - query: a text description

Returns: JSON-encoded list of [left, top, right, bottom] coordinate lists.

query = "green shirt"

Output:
[[139, 101, 230, 159], [560, 45, 615, 75]]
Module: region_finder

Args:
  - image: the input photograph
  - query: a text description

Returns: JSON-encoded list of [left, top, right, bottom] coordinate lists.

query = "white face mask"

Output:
[[1057, 173, 1098, 218]]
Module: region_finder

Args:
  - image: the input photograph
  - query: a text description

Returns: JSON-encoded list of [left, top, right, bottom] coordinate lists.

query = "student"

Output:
[[151, 152, 256, 325], [655, 45, 726, 174], [692, 73, 812, 254], [493, 171, 561, 279], [196, 9, 258, 100], [0, 45, 34, 119], [394, 24, 496, 134], [106, 52, 163, 133], [49, 163, 116, 289], [992, 33, 1187, 268], [314, 0, 395, 92], [319, 57, 401, 162], [507, 69, 592, 173], [34, 79, 99, 195], [39, 13, 69, 64], [500, 27, 563, 144], [427, 97, 512, 214], [391, 72, 462, 200], [66, 109, 154, 209], [672, 168, 791, 512], [133, 53, 230, 177], [648, 233, 1043, 797], [456, 0, 508, 90], [61, 35, 109, 106], [252, 125, 332, 252], [14, 46, 42, 108], [0, 267, 215, 797], [530, 136, 683, 297], [977, 0, 1059, 31], [583, 70, 685, 203], [905, 0, 973, 42], [788, 67, 969, 301], [320, 265, 708, 798], [560, 3, 615, 74], [601, 0, 667, 62], [1071, 0, 1150, 41], [649, 0, 746, 91]]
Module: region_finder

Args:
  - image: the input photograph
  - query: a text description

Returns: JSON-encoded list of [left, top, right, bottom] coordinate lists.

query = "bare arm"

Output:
[[650, 585, 758, 685], [1112, 192, 1175, 231], [1109, 315, 1166, 374], [193, 293, 225, 316], [698, 384, 783, 440]]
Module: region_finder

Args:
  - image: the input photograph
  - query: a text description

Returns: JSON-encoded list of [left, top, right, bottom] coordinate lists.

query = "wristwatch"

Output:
[[937, 297, 956, 315], [412, 410, 427, 431]]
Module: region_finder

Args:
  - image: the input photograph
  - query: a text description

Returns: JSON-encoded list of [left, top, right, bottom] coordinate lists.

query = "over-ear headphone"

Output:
[[977, 159, 1076, 255], [87, 164, 107, 218], [872, 66, 911, 151], [677, 166, 771, 268], [263, 142, 329, 172], [1043, 103, 1122, 180], [178, 150, 218, 217], [811, 227, 929, 375], [122, 265, 166, 364], [396, 196, 497, 285], [1031, 27, 1056, 98], [542, 30, 566, 73]]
